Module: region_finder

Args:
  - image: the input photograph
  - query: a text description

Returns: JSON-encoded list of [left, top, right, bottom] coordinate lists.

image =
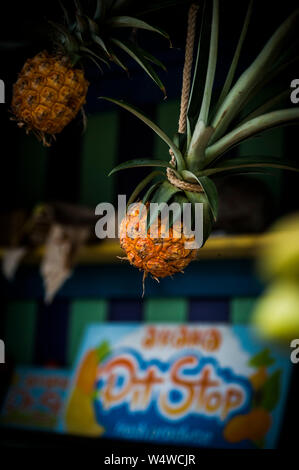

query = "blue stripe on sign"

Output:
[[34, 299, 70, 366], [109, 299, 143, 322], [189, 299, 230, 323]]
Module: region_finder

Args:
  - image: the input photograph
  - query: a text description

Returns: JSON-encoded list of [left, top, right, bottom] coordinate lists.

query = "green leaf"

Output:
[[237, 89, 290, 126], [210, 8, 299, 143], [142, 181, 163, 205], [107, 15, 169, 40], [86, 55, 103, 73], [199, 0, 219, 124], [172, 193, 189, 227], [184, 191, 213, 246], [91, 33, 110, 57], [200, 167, 278, 178], [173, 132, 187, 154], [109, 48, 129, 72], [93, 0, 106, 21], [147, 181, 181, 230], [214, 1, 253, 114], [260, 370, 281, 412], [127, 171, 164, 206], [205, 108, 299, 165], [59, 0, 72, 27], [108, 159, 170, 176], [181, 171, 218, 221], [80, 46, 110, 66], [200, 156, 299, 176], [95, 340, 111, 362], [100, 97, 185, 171], [110, 38, 166, 95], [74, 0, 83, 15], [248, 348, 275, 367], [134, 45, 167, 71]]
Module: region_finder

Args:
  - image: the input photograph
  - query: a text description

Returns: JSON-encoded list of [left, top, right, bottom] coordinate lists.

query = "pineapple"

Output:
[[11, 0, 172, 145], [104, 1, 299, 281], [120, 202, 198, 279], [12, 51, 88, 140]]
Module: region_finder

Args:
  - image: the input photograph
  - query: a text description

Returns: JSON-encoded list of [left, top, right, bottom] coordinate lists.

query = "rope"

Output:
[[167, 3, 202, 193], [167, 167, 203, 193], [178, 3, 199, 134]]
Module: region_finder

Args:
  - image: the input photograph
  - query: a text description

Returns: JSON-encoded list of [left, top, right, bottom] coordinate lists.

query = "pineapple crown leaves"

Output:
[[103, 0, 299, 235], [49, 0, 175, 94]]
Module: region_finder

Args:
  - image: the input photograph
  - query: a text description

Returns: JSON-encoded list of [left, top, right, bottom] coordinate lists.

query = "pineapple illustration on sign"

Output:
[[11, 0, 171, 145], [104, 1, 299, 281], [224, 349, 281, 448], [65, 340, 110, 436]]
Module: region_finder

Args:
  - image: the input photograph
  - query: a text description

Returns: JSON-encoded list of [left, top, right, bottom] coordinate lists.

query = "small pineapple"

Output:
[[120, 202, 197, 279], [12, 51, 88, 140], [11, 0, 170, 145], [105, 1, 299, 281]]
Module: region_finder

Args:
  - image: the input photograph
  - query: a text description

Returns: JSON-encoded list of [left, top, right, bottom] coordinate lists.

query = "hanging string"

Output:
[[178, 3, 199, 134], [167, 3, 203, 193]]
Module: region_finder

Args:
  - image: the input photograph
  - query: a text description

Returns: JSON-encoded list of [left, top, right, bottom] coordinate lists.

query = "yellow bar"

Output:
[[0, 234, 274, 264]]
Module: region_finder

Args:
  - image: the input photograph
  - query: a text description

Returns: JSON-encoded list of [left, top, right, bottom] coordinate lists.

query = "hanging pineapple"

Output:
[[104, 1, 299, 282], [11, 0, 172, 145]]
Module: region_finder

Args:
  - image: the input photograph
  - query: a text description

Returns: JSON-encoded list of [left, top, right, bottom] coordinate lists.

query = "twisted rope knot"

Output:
[[166, 167, 203, 193]]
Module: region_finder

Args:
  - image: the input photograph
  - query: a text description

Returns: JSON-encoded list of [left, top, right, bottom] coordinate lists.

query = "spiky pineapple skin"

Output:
[[119, 203, 198, 278], [11, 51, 89, 136]]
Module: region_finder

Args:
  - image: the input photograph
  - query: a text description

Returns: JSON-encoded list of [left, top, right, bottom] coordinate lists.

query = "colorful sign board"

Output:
[[61, 324, 292, 448], [1, 367, 69, 431]]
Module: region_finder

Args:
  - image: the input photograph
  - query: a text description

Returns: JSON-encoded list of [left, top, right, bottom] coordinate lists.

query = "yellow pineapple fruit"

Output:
[[12, 51, 88, 143], [10, 1, 169, 145]]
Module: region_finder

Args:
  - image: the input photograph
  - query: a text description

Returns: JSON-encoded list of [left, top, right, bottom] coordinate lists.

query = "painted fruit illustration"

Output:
[[250, 367, 267, 391], [65, 341, 110, 436], [76, 340, 110, 395], [223, 408, 271, 443], [65, 387, 104, 437]]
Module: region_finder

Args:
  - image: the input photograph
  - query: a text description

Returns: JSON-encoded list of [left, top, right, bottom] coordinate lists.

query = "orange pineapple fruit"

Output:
[[119, 203, 198, 279], [11, 51, 88, 142]]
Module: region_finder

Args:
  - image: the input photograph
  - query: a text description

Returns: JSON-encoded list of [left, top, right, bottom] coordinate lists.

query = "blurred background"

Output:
[[0, 0, 298, 451]]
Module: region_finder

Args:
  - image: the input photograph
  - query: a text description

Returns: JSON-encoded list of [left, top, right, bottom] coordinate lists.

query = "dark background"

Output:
[[0, 0, 298, 453], [0, 0, 298, 216]]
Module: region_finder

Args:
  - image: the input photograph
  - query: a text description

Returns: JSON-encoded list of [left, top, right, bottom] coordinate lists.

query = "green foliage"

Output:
[[249, 349, 275, 367], [106, 2, 299, 240], [260, 370, 281, 412], [52, 0, 171, 88]]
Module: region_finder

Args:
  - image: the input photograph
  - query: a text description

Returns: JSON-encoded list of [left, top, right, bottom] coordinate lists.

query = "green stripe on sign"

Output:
[[144, 298, 188, 323], [4, 301, 37, 364], [67, 300, 108, 366], [80, 112, 118, 206], [154, 99, 180, 158], [230, 298, 257, 324]]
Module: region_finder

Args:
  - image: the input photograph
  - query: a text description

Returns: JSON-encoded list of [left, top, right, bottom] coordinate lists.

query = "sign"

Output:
[[61, 324, 291, 448], [1, 367, 69, 431]]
